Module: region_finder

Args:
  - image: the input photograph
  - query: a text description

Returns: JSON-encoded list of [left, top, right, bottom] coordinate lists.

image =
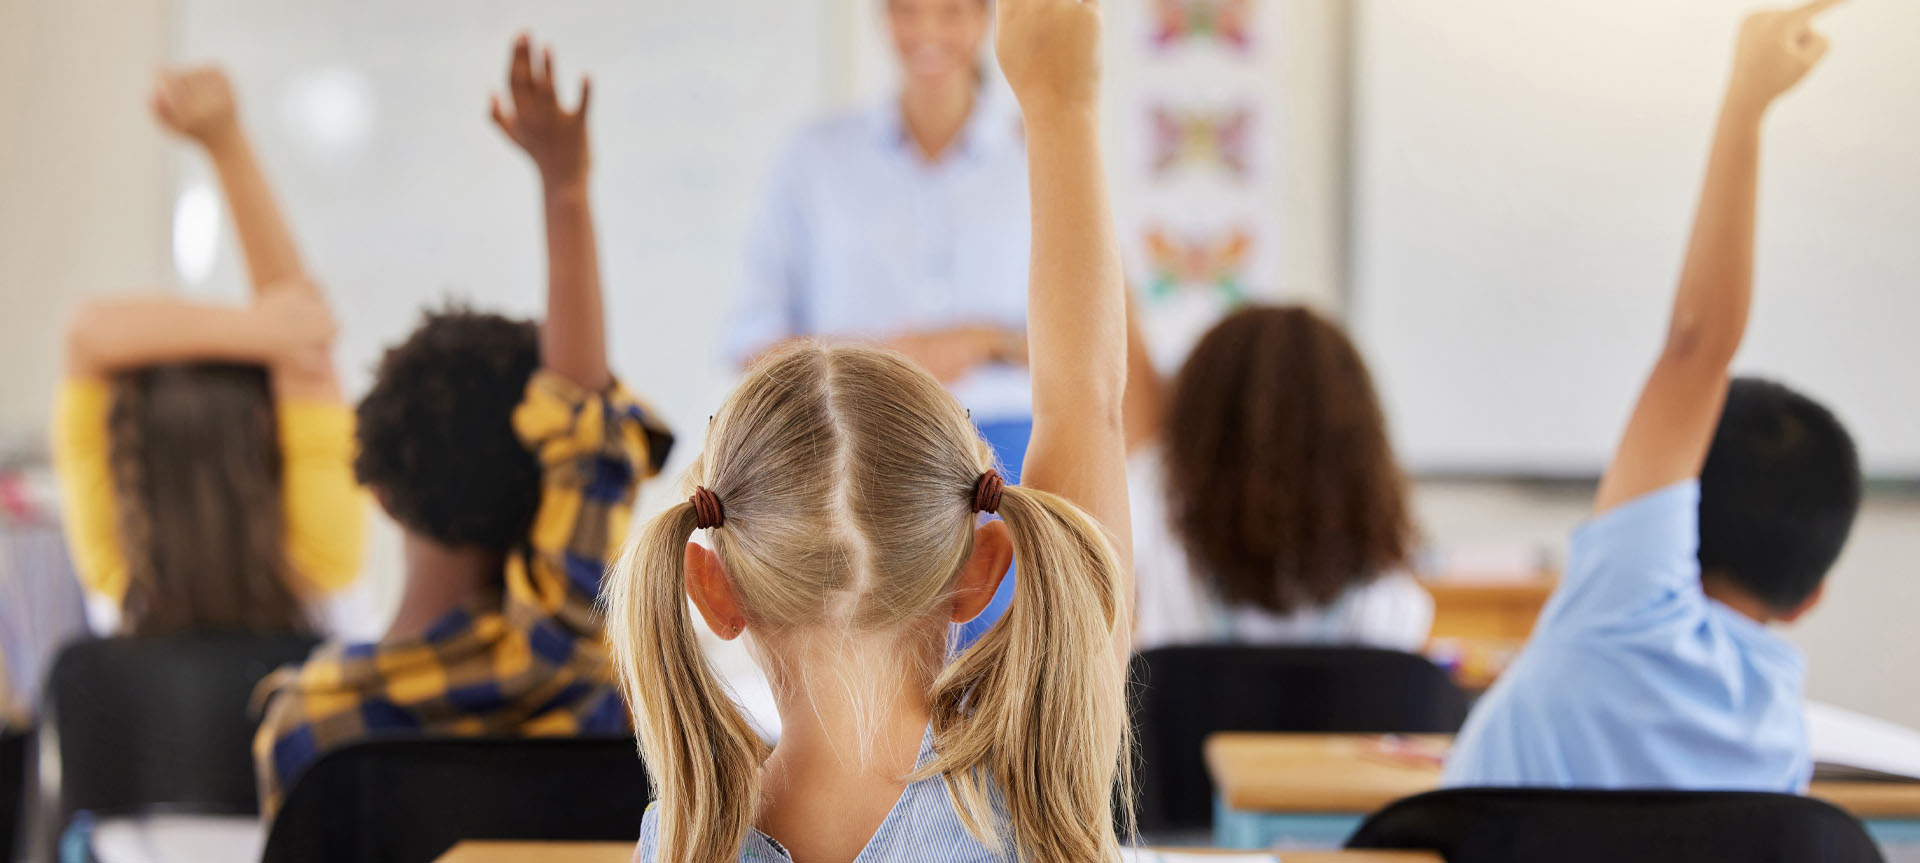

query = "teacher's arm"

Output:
[[883, 324, 1026, 384]]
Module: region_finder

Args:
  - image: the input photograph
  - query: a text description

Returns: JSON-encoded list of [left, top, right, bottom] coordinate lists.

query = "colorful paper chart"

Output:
[[1151, 0, 1256, 52], [1150, 105, 1253, 177], [1142, 227, 1253, 304]]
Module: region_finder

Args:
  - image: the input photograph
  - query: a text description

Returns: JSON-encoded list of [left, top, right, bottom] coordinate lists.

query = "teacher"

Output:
[[725, 0, 1034, 477]]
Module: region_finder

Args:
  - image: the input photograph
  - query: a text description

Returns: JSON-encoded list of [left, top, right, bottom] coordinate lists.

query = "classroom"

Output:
[[1, 0, 1917, 861]]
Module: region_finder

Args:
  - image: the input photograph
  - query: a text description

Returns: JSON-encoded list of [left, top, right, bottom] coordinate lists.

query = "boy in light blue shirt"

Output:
[[1445, 0, 1863, 792]]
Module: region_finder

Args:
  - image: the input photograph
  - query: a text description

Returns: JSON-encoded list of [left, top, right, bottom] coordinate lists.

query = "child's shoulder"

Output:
[[1537, 480, 1706, 639], [1569, 480, 1702, 572]]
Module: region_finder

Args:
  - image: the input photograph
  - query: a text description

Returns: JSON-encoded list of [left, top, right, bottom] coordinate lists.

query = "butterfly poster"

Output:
[[1149, 105, 1253, 177], [1142, 227, 1254, 303], [1104, 0, 1290, 370], [1151, 0, 1255, 52]]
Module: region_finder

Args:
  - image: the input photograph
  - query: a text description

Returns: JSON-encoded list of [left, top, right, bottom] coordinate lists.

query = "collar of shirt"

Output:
[[866, 83, 1023, 164]]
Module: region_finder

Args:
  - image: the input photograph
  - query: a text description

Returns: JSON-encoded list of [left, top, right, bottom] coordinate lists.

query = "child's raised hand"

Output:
[[1730, 0, 1845, 112], [253, 285, 337, 375], [152, 66, 240, 148], [491, 34, 592, 190], [995, 0, 1103, 117]]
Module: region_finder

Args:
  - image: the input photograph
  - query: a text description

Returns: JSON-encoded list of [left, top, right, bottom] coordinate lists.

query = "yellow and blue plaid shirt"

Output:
[[252, 370, 671, 814]]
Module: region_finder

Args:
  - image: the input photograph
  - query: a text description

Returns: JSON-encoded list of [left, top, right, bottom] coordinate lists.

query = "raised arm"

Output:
[[152, 67, 309, 300], [996, 0, 1134, 631], [1121, 288, 1166, 452], [491, 35, 609, 392], [1595, 0, 1842, 514], [152, 66, 341, 400], [64, 292, 335, 381]]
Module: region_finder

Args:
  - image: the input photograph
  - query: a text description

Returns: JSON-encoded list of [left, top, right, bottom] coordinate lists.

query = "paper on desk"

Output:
[[1809, 700, 1920, 782], [1121, 850, 1278, 863]]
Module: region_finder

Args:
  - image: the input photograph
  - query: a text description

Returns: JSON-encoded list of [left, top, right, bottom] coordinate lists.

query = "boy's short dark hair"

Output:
[[355, 306, 542, 552], [1698, 377, 1863, 612]]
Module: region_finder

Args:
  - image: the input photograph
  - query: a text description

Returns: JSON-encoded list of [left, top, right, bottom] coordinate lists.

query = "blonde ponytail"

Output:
[[926, 484, 1132, 861], [605, 500, 770, 863]]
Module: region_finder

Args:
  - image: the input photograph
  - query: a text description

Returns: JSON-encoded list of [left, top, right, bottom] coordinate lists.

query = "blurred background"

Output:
[[1, 0, 1916, 728]]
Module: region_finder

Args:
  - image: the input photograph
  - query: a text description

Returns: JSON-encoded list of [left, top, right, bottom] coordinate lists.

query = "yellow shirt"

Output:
[[49, 378, 366, 606]]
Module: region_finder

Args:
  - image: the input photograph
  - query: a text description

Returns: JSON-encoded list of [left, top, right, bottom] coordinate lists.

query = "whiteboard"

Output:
[[1350, 0, 1920, 477], [171, 0, 837, 486]]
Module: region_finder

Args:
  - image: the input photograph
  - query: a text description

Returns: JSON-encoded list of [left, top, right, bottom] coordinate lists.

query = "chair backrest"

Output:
[[40, 635, 319, 819], [1347, 788, 1886, 863], [2, 729, 28, 862], [1128, 645, 1468, 836], [260, 736, 651, 863]]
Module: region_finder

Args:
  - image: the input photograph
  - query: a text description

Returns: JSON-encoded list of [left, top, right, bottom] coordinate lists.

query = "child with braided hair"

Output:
[[54, 65, 362, 637]]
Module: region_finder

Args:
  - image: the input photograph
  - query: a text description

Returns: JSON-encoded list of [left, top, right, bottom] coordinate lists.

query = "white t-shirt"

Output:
[[1128, 447, 1435, 653]]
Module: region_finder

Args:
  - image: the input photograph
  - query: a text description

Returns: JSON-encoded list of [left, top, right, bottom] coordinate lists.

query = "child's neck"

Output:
[[754, 642, 936, 860], [1702, 574, 1775, 625], [385, 534, 504, 641]]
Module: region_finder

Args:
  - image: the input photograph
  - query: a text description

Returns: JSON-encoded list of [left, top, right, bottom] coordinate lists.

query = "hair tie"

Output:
[[690, 486, 726, 530], [972, 470, 1005, 515]]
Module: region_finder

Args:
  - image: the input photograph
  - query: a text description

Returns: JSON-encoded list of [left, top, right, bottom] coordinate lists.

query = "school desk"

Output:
[[1205, 733, 1920, 851], [433, 841, 1444, 862], [1417, 575, 1555, 691]]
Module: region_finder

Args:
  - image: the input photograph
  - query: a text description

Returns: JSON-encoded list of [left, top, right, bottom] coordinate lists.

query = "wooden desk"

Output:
[[434, 841, 1441, 862], [1205, 733, 1920, 850], [1418, 576, 1554, 690], [1421, 577, 1554, 642], [438, 843, 628, 863]]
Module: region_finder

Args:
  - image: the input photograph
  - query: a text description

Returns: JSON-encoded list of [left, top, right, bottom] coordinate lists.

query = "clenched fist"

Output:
[[996, 0, 1103, 118], [152, 66, 240, 148], [1729, 0, 1846, 113]]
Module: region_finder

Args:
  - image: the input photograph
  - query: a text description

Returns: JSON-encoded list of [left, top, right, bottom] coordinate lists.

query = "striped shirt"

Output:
[[637, 728, 1014, 862]]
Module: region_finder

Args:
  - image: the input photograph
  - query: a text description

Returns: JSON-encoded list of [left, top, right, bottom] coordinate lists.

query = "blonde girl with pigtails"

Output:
[[605, 1, 1133, 861]]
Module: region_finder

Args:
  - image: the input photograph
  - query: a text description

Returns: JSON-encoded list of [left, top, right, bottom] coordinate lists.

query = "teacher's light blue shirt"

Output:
[[728, 91, 1033, 424], [1443, 481, 1811, 791]]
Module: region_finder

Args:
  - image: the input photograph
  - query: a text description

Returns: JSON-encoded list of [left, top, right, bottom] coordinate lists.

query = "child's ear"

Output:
[[952, 520, 1014, 623], [685, 542, 747, 640], [1776, 581, 1827, 624]]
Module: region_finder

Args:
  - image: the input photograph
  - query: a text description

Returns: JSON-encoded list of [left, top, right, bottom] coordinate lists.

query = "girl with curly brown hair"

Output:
[[1124, 303, 1432, 652]]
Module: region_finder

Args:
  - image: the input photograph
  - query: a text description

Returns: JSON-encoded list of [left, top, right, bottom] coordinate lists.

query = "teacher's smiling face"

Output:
[[887, 0, 991, 89]]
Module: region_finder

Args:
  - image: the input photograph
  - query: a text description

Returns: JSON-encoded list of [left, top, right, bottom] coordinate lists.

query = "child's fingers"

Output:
[[575, 76, 593, 118], [539, 47, 558, 100], [150, 90, 175, 127], [1802, 31, 1831, 65], [489, 94, 515, 136], [509, 35, 536, 102], [1793, 0, 1847, 21], [160, 77, 188, 121]]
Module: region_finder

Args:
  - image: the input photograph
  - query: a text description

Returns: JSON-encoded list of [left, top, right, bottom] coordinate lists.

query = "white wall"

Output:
[[0, 0, 172, 454], [1349, 0, 1920, 475]]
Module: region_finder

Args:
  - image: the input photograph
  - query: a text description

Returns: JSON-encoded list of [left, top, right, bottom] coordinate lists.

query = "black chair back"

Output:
[[260, 736, 650, 863], [2, 729, 27, 862], [1129, 645, 1468, 835], [41, 635, 318, 817], [1347, 787, 1886, 863]]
